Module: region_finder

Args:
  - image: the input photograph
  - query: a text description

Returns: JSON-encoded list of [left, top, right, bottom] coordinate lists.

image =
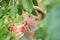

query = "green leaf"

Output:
[[22, 0, 33, 13], [17, 5, 23, 15], [32, 9, 37, 16], [0, 32, 9, 40], [0, 10, 3, 18], [32, 0, 38, 6], [33, 27, 46, 40], [7, 33, 14, 40], [10, 6, 18, 18], [33, 28, 42, 39]]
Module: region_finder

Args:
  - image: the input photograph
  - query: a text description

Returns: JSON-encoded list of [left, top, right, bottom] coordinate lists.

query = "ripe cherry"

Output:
[[19, 27, 24, 32], [22, 21, 28, 26], [7, 18, 12, 22], [8, 26, 13, 32]]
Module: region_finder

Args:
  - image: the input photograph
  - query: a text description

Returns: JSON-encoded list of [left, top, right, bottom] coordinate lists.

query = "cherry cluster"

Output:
[[8, 21, 28, 32]]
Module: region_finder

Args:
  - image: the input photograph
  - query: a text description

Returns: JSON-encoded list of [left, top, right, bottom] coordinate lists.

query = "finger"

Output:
[[24, 26, 30, 32], [28, 25, 33, 32], [18, 33, 24, 39], [13, 25, 22, 33], [12, 30, 24, 38], [28, 25, 31, 30], [28, 25, 33, 30], [14, 32, 24, 38], [17, 32, 23, 36], [25, 26, 33, 34], [15, 32, 24, 39]]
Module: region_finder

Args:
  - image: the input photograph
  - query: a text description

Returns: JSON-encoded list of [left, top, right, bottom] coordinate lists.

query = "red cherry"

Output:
[[8, 27, 13, 31], [19, 27, 24, 32], [7, 18, 12, 22], [22, 21, 28, 26]]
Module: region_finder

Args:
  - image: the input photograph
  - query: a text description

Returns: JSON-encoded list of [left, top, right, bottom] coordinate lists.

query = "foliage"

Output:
[[0, 0, 38, 40], [0, 0, 60, 40]]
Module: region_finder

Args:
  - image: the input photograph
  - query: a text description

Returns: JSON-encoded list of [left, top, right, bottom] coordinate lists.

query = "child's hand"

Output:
[[12, 24, 24, 39], [12, 21, 28, 39], [24, 25, 34, 39]]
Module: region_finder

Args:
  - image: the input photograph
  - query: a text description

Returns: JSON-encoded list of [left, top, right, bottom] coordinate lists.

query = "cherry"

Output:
[[19, 27, 24, 32], [7, 18, 12, 22], [8, 26, 13, 32], [22, 21, 28, 26]]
